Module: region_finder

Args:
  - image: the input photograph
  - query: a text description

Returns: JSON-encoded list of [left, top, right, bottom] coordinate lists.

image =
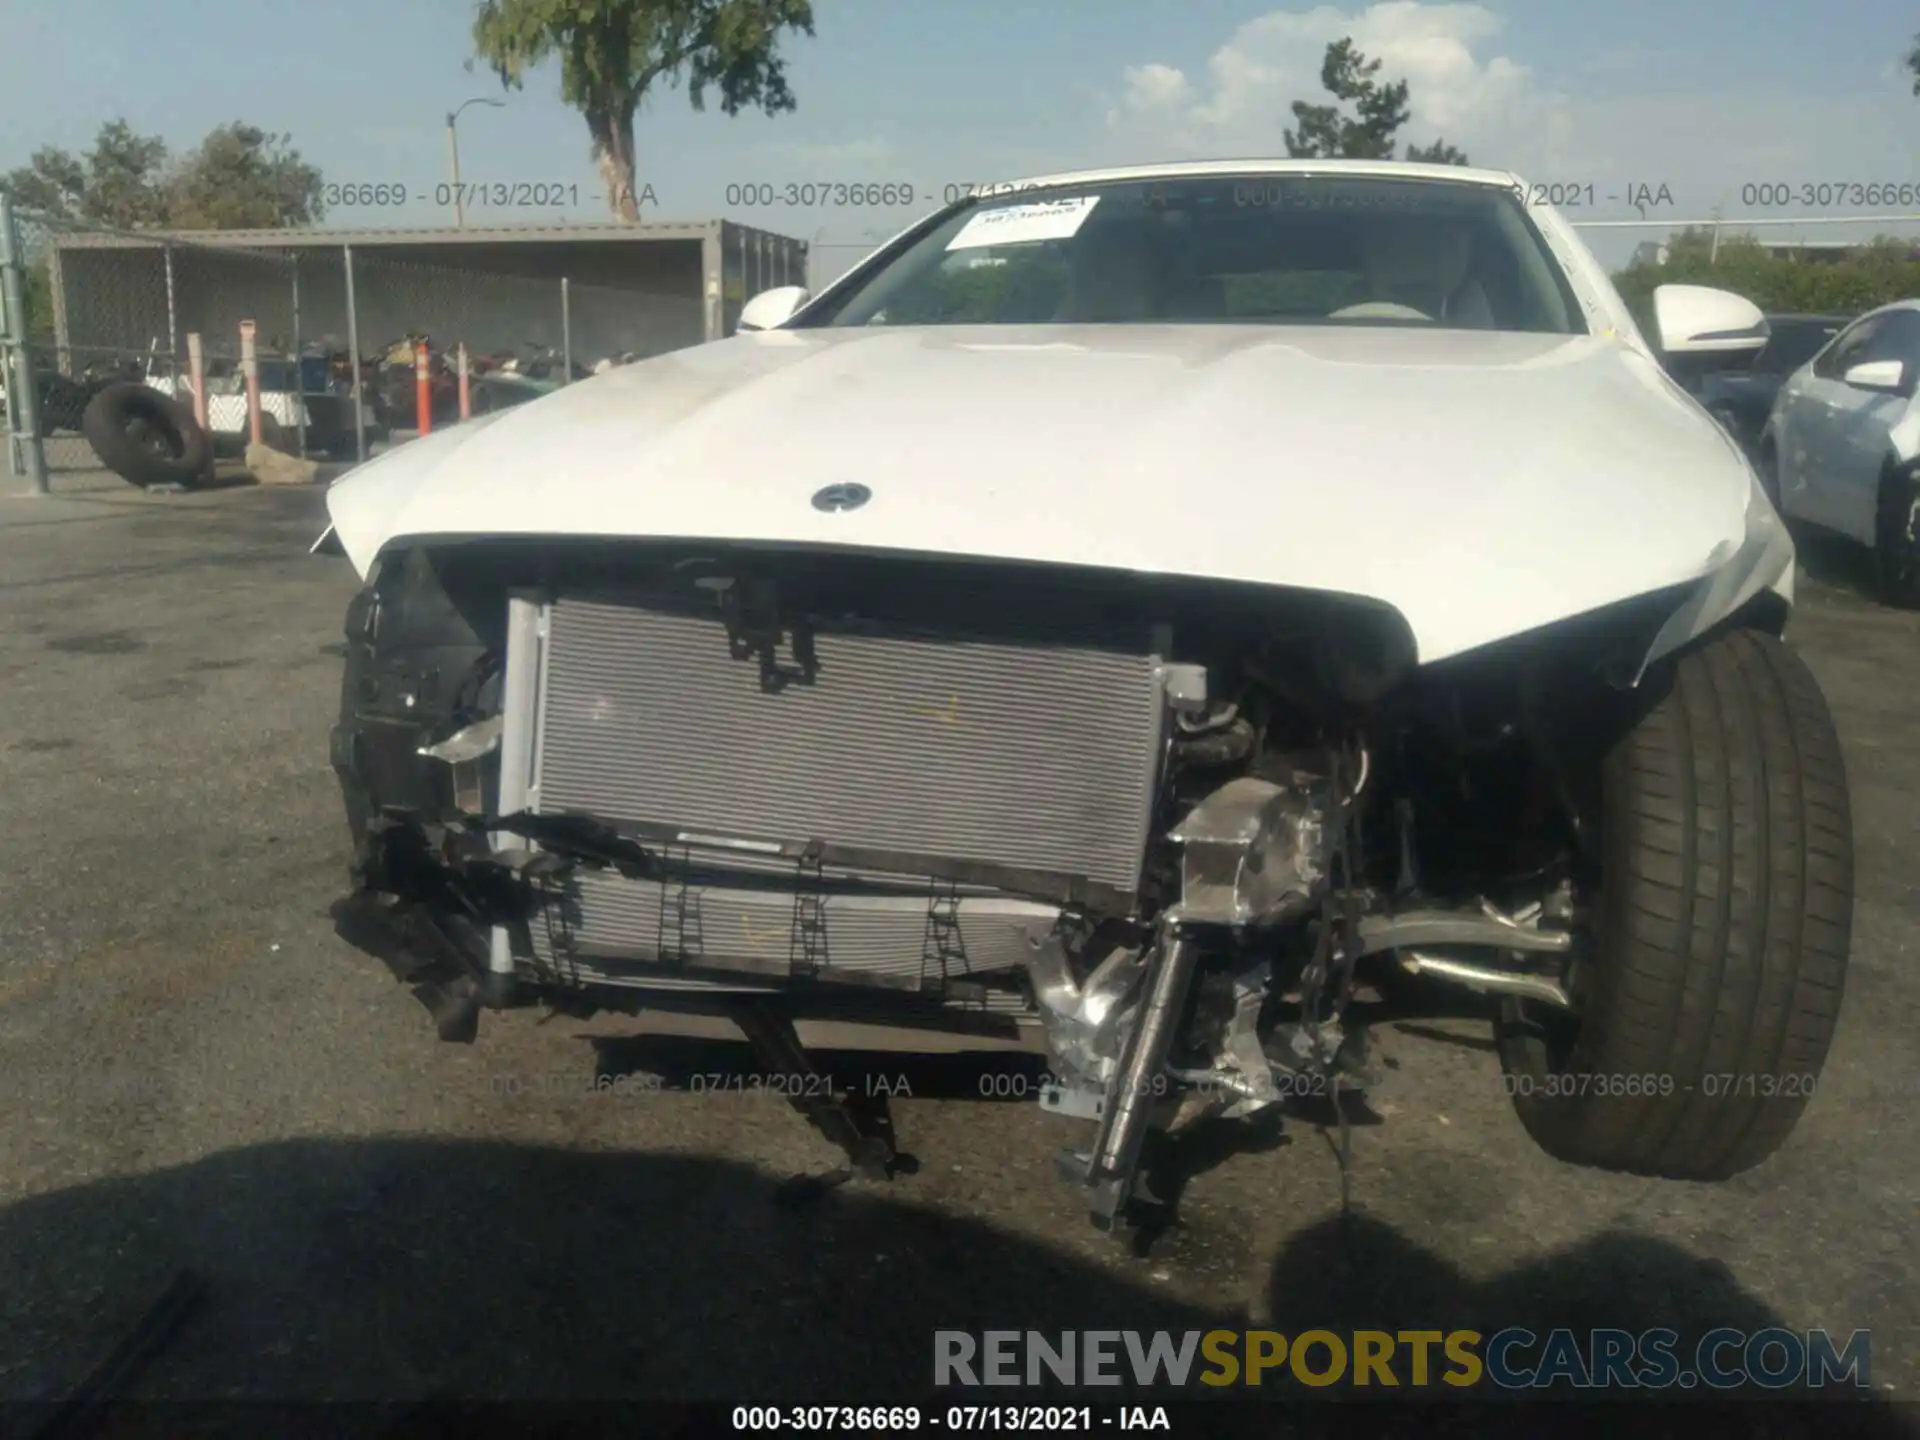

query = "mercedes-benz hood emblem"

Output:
[[811, 482, 872, 513]]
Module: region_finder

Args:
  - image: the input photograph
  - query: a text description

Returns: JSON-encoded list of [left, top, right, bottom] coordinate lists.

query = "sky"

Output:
[[3, 0, 1920, 273]]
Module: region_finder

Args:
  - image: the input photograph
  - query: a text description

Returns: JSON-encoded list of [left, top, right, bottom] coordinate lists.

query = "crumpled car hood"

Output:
[[325, 323, 1767, 663]]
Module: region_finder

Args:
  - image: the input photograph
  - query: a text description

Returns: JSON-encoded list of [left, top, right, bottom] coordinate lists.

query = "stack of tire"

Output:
[[81, 384, 214, 490]]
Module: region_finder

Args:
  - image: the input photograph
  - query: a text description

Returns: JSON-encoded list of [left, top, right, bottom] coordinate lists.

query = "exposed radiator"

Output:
[[536, 597, 1165, 887], [499, 589, 1168, 988]]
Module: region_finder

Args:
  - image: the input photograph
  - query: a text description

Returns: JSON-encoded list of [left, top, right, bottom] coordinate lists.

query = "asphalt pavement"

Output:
[[0, 468, 1915, 1430]]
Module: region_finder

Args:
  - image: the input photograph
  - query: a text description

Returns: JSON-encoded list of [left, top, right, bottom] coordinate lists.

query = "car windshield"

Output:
[[1754, 318, 1846, 374], [795, 173, 1585, 334]]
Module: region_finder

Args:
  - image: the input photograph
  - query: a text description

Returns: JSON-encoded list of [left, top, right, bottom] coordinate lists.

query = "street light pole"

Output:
[[445, 97, 505, 228], [446, 113, 464, 228]]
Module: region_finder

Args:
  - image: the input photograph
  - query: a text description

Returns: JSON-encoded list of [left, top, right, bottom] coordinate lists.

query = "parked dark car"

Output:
[[1689, 313, 1849, 455]]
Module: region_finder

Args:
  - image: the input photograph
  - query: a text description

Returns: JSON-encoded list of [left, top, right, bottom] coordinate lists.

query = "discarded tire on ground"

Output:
[[81, 383, 213, 489]]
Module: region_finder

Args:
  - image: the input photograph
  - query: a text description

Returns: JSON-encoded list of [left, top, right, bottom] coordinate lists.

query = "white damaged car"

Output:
[[317, 160, 1852, 1229]]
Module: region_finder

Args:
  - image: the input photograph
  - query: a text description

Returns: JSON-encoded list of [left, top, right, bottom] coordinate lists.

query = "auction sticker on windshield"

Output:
[[946, 195, 1100, 249]]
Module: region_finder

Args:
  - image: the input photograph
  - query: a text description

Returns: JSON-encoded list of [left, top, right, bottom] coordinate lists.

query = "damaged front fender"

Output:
[[322, 412, 512, 577], [1634, 470, 1795, 681]]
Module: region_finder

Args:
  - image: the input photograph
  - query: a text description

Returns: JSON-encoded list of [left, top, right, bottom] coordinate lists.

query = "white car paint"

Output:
[[326, 159, 1789, 669], [147, 374, 299, 434], [146, 373, 377, 436], [1766, 298, 1920, 546]]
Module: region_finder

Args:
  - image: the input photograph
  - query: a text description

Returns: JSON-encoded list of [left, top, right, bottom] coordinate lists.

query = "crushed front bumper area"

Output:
[[323, 539, 1466, 1231], [325, 805, 1067, 1042], [331, 841, 918, 1197], [328, 545, 1185, 1028]]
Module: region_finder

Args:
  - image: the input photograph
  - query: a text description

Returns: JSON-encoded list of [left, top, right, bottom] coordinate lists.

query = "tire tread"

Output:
[[1504, 628, 1852, 1180]]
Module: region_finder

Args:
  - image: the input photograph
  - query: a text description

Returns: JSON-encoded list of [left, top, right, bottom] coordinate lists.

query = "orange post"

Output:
[[415, 340, 432, 436], [239, 319, 262, 446], [185, 332, 208, 433], [457, 342, 471, 420]]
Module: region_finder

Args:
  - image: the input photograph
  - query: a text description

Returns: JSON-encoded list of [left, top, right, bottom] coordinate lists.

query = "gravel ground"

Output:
[[0, 469, 1914, 1431]]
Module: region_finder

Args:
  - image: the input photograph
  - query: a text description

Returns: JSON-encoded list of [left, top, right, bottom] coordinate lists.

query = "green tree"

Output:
[[19, 261, 54, 339], [471, 0, 816, 221], [1907, 30, 1920, 93], [1, 120, 170, 227], [1610, 228, 1920, 332], [1285, 38, 1469, 164], [1406, 138, 1470, 165], [165, 123, 324, 228], [0, 118, 323, 229]]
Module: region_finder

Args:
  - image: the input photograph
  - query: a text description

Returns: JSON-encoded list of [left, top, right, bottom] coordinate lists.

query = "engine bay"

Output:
[[329, 537, 1698, 1225]]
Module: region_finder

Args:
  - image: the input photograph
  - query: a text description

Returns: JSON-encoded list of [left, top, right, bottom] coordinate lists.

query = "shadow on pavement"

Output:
[[1793, 527, 1890, 603], [0, 1139, 1910, 1437]]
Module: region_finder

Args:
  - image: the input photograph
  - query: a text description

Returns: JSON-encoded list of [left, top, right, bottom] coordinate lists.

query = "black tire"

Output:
[[1496, 627, 1852, 1180], [1872, 459, 1920, 607], [81, 382, 212, 488]]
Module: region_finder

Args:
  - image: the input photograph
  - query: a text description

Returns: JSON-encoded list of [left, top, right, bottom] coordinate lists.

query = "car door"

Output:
[[1821, 308, 1920, 545], [1777, 312, 1884, 529]]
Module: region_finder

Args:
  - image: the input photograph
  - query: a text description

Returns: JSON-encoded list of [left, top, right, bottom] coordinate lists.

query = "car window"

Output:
[[1812, 314, 1884, 379], [877, 249, 1071, 323], [1855, 310, 1920, 370], [1754, 319, 1844, 375], [799, 175, 1587, 334]]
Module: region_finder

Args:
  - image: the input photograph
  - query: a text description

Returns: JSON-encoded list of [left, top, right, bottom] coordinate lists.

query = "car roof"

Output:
[[982, 157, 1523, 192], [1841, 299, 1920, 324]]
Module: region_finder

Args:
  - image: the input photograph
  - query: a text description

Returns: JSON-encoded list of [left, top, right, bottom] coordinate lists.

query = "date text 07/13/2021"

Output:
[[316, 181, 659, 209]]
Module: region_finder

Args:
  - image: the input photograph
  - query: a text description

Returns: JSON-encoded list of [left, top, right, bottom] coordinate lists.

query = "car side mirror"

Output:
[[1651, 284, 1768, 383], [1841, 358, 1910, 395], [737, 285, 811, 333]]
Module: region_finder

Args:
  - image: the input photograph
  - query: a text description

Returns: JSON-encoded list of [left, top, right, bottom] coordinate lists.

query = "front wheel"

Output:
[[1497, 627, 1852, 1180]]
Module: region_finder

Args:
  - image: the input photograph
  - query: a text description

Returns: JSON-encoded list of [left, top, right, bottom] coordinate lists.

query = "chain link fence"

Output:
[[0, 202, 729, 486], [0, 204, 303, 478]]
